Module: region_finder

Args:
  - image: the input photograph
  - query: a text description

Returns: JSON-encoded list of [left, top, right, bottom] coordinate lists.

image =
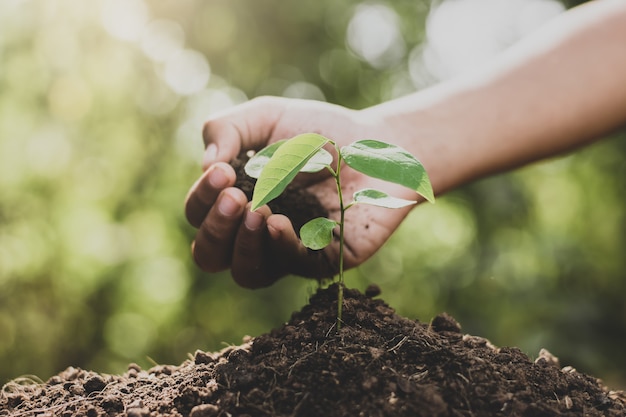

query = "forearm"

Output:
[[364, 0, 626, 196]]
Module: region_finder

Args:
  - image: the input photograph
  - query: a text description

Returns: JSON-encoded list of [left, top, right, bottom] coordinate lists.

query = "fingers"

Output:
[[191, 96, 349, 286], [193, 205, 338, 288], [201, 97, 287, 170], [231, 213, 337, 288], [230, 205, 279, 289], [191, 187, 249, 272], [185, 162, 237, 228], [265, 214, 338, 279]]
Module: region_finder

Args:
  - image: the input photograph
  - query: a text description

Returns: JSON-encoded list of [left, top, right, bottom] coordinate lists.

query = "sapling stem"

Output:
[[245, 133, 434, 334], [333, 150, 346, 330]]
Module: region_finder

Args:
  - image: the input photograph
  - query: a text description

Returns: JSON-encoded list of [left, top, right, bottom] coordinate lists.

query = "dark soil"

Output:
[[231, 152, 329, 235], [2, 285, 624, 417]]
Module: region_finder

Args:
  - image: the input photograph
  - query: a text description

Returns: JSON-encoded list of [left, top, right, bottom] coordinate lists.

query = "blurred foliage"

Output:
[[0, 0, 624, 391]]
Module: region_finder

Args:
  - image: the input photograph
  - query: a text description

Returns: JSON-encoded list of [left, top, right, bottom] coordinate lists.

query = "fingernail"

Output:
[[203, 143, 217, 167], [208, 165, 228, 189], [244, 210, 263, 231], [218, 193, 240, 217], [267, 223, 280, 239]]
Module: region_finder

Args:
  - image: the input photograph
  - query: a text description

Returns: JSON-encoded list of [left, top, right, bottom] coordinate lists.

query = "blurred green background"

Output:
[[1, 0, 624, 390]]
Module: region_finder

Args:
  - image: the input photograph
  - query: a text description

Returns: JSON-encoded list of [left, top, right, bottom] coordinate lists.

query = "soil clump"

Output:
[[231, 152, 328, 235], [2, 285, 624, 417]]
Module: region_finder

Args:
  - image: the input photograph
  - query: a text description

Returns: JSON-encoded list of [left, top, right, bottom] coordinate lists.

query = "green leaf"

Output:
[[251, 133, 330, 210], [341, 140, 435, 203], [352, 188, 417, 208], [301, 148, 333, 173], [245, 142, 332, 179], [244, 140, 286, 179], [300, 217, 337, 250]]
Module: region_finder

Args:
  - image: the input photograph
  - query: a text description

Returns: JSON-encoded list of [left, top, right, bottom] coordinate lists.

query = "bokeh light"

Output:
[[418, 0, 565, 80], [347, 3, 406, 68]]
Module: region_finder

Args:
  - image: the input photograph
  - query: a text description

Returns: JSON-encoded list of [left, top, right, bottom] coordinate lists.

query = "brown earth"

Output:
[[230, 152, 329, 236], [1, 285, 624, 417]]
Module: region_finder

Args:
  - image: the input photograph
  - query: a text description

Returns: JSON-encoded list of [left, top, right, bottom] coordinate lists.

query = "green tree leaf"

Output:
[[244, 140, 286, 179], [341, 140, 435, 203], [301, 148, 333, 173], [300, 217, 337, 250], [245, 142, 332, 179], [352, 188, 417, 208], [251, 133, 330, 210]]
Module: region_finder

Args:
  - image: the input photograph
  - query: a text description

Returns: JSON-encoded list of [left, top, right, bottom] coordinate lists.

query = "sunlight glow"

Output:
[[140, 19, 185, 63], [100, 0, 149, 42], [163, 49, 211, 95], [416, 0, 564, 80], [105, 312, 156, 358], [347, 3, 405, 68]]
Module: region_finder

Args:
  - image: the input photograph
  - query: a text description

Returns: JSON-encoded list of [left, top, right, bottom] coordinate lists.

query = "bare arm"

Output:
[[365, 0, 626, 198]]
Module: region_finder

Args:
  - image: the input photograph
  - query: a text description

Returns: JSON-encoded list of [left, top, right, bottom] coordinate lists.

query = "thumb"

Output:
[[201, 96, 287, 170]]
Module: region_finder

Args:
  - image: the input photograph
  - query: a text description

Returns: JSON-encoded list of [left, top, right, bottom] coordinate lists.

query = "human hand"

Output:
[[185, 97, 418, 288]]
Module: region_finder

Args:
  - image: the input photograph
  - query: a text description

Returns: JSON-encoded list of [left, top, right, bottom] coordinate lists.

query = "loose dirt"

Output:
[[2, 285, 624, 417]]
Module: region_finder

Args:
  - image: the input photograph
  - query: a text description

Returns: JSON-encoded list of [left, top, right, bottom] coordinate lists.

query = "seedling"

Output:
[[245, 133, 434, 329]]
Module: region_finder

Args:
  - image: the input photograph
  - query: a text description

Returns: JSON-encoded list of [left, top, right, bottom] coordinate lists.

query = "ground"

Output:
[[1, 285, 624, 417]]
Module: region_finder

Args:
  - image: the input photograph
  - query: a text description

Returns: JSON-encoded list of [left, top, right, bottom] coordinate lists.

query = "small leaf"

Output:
[[353, 188, 417, 208], [300, 217, 338, 250], [341, 140, 435, 203], [251, 133, 330, 210], [244, 140, 286, 179], [245, 142, 332, 179], [301, 148, 333, 173]]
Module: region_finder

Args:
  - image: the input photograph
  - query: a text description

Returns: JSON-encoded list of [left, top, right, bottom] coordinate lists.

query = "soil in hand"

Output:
[[2, 285, 624, 417], [231, 152, 328, 235]]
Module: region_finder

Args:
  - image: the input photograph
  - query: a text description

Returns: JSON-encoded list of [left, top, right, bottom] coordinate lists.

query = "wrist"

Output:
[[358, 92, 465, 198]]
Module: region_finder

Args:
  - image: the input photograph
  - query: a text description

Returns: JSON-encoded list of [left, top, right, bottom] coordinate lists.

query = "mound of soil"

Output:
[[2, 285, 624, 417]]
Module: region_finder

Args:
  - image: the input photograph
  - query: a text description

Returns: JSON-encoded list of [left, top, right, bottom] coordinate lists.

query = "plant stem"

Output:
[[334, 151, 345, 330]]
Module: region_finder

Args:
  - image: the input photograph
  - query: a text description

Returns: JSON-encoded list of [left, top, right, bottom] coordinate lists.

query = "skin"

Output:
[[185, 0, 626, 289]]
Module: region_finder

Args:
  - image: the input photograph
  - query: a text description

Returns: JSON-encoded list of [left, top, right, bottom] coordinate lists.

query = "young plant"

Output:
[[244, 133, 434, 329]]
